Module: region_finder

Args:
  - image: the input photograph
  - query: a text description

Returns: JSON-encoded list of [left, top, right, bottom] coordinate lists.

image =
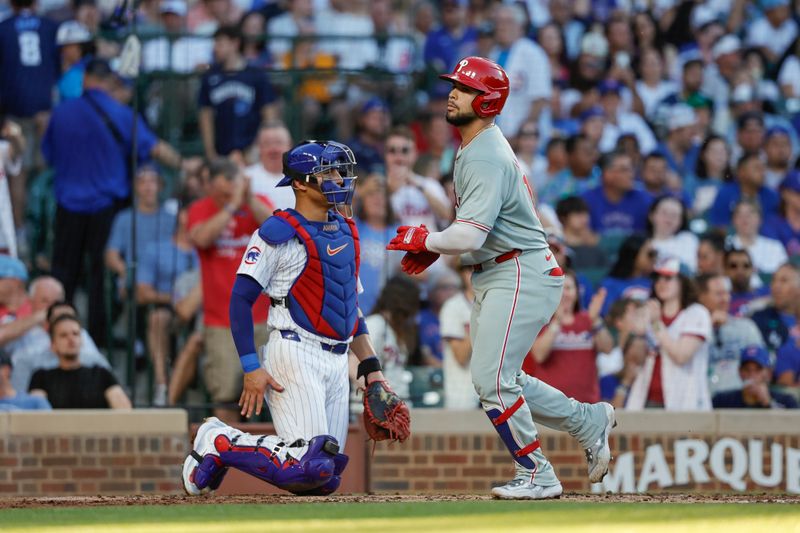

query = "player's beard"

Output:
[[445, 108, 479, 127]]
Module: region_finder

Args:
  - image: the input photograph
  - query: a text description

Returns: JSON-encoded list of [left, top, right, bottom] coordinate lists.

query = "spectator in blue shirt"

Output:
[[655, 104, 700, 186], [582, 151, 653, 235], [775, 337, 800, 387], [423, 0, 477, 99], [751, 263, 800, 353], [762, 170, 800, 256], [708, 152, 779, 229], [538, 133, 600, 207], [0, 0, 59, 226], [0, 353, 51, 411], [55, 20, 94, 102], [42, 58, 181, 347], [198, 25, 279, 161], [598, 234, 656, 316], [135, 204, 196, 406], [712, 345, 798, 409], [725, 248, 770, 317], [105, 165, 177, 298], [354, 174, 401, 315]]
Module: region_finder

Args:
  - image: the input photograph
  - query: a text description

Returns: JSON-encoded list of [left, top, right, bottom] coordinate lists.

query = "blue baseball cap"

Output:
[[766, 125, 791, 140], [598, 79, 622, 96], [361, 97, 388, 114], [761, 0, 789, 10], [780, 170, 800, 193], [740, 345, 771, 368], [0, 255, 27, 282], [579, 106, 605, 122]]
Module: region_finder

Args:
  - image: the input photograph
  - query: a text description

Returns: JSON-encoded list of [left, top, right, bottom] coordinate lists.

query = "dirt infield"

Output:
[[1, 492, 799, 509]]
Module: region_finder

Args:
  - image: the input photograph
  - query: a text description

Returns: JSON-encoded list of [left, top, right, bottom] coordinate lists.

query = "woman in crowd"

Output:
[[634, 47, 677, 121], [690, 134, 734, 216], [647, 195, 698, 272], [624, 258, 713, 410], [537, 21, 570, 86], [524, 270, 611, 403], [354, 173, 401, 316], [513, 121, 547, 189], [599, 234, 656, 315], [728, 199, 787, 275], [365, 276, 421, 401]]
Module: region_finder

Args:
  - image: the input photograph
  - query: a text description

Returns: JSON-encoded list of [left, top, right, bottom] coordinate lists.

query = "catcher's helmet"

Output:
[[278, 140, 358, 215], [439, 56, 510, 118]]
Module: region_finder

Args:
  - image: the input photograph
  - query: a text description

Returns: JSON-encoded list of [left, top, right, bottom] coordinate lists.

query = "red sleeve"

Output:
[[254, 193, 274, 213]]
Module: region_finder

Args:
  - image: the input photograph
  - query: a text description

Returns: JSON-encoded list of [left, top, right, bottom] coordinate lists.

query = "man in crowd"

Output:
[[582, 151, 653, 235], [29, 315, 131, 409], [347, 98, 390, 175], [198, 26, 279, 162], [244, 122, 295, 209], [712, 345, 798, 409], [105, 165, 177, 298], [187, 158, 271, 422], [0, 353, 51, 410], [539, 134, 600, 207], [725, 248, 769, 316], [696, 273, 766, 396], [43, 58, 181, 346], [384, 126, 452, 229], [751, 263, 800, 353]]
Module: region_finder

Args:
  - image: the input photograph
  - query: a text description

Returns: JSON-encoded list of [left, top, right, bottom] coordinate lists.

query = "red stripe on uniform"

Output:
[[456, 219, 491, 232], [492, 396, 524, 426], [515, 439, 541, 457], [495, 257, 521, 410]]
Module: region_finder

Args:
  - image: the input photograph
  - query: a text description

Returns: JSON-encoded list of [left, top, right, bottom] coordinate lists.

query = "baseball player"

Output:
[[387, 57, 616, 500], [183, 140, 404, 496]]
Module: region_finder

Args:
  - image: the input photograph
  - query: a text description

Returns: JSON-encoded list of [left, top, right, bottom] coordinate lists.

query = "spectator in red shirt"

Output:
[[187, 158, 272, 423], [523, 270, 612, 403]]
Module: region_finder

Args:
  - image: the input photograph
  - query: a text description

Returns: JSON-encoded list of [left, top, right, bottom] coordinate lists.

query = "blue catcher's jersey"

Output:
[[259, 209, 361, 341], [0, 11, 59, 117]]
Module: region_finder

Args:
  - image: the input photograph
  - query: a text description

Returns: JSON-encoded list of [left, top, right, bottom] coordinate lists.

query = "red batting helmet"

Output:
[[439, 56, 510, 118]]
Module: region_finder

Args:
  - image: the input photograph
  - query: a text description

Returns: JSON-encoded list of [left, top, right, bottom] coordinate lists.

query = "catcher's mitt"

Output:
[[362, 381, 411, 443]]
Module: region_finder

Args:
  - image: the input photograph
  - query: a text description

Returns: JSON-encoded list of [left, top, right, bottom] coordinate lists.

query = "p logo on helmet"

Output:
[[440, 56, 510, 118]]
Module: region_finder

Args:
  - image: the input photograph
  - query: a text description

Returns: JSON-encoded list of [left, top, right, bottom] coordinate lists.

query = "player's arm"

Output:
[[230, 230, 285, 417], [350, 311, 388, 385]]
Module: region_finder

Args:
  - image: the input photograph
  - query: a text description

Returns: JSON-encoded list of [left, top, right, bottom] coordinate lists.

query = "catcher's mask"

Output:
[[278, 140, 358, 217]]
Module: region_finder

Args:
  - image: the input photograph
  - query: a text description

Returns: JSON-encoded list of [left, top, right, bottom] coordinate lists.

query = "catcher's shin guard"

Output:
[[215, 433, 341, 494], [190, 453, 229, 492], [485, 397, 540, 471]]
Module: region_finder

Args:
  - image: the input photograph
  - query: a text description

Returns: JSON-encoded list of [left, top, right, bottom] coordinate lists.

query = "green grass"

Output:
[[2, 501, 799, 532]]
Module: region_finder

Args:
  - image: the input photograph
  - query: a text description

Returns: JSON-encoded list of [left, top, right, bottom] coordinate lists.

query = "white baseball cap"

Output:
[[56, 20, 92, 46], [712, 34, 741, 60], [690, 5, 718, 31], [160, 0, 187, 16], [667, 104, 697, 131], [580, 32, 609, 59]]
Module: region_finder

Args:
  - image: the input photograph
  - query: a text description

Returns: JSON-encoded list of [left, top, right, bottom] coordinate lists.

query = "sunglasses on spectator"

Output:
[[520, 129, 539, 137], [387, 146, 411, 155], [727, 262, 752, 269], [645, 249, 658, 258]]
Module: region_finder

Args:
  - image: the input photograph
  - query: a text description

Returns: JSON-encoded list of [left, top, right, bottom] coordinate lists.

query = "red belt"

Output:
[[472, 249, 522, 272], [472, 249, 564, 276]]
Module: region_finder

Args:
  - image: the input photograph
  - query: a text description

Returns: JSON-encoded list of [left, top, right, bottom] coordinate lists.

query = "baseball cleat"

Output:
[[182, 417, 228, 496], [491, 479, 563, 500], [585, 402, 616, 483]]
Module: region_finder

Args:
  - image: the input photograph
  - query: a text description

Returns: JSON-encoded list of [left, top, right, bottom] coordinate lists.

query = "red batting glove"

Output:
[[400, 251, 440, 275], [386, 225, 430, 253]]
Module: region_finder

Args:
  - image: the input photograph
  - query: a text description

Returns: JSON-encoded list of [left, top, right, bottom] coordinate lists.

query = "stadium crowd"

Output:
[[1, 0, 800, 419]]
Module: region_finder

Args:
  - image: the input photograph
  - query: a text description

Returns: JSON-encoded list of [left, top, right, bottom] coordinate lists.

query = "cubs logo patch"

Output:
[[244, 246, 261, 264]]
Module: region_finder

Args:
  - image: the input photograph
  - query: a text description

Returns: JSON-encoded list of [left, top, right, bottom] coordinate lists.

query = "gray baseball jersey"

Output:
[[454, 123, 609, 488], [453, 124, 548, 265]]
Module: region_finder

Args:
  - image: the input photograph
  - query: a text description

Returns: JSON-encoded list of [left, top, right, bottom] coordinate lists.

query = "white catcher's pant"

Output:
[[261, 329, 350, 449]]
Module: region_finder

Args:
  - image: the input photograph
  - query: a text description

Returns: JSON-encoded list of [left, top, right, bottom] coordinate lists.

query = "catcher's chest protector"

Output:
[[273, 210, 360, 341]]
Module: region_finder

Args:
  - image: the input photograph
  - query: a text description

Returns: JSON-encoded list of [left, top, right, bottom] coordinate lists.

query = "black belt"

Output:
[[279, 329, 349, 355], [271, 296, 288, 307]]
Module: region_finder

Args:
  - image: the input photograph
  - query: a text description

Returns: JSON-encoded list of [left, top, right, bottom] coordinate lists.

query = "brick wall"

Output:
[[0, 410, 188, 496], [370, 410, 800, 494]]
